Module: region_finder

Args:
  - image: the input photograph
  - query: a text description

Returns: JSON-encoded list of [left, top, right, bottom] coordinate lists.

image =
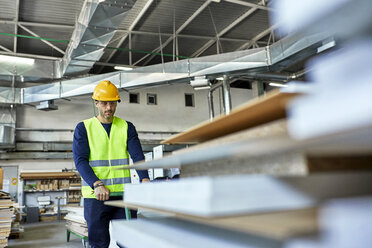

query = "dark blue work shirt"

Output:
[[72, 119, 149, 188]]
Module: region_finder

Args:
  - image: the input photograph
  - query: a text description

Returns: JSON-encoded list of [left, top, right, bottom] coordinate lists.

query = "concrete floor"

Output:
[[8, 221, 84, 248]]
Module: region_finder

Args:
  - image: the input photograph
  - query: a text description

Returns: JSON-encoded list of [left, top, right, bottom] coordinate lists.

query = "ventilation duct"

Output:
[[0, 106, 16, 148], [0, 87, 21, 104], [36, 100, 58, 111], [0, 125, 15, 147], [0, 55, 61, 80], [0, 32, 332, 105], [60, 0, 135, 76]]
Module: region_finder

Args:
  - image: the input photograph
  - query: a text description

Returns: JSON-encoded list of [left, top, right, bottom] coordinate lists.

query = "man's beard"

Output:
[[101, 110, 113, 119]]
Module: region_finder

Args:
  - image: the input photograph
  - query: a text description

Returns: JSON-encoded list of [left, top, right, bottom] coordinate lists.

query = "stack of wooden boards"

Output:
[[133, 90, 372, 176], [107, 90, 372, 247], [0, 192, 16, 248], [10, 205, 23, 239], [64, 206, 87, 238]]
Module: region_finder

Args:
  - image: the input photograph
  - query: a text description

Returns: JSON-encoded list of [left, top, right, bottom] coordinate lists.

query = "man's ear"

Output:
[[94, 100, 99, 107]]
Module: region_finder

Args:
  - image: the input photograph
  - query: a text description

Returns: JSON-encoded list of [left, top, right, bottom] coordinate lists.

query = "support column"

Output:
[[222, 75, 232, 115], [251, 80, 264, 98], [129, 32, 132, 65], [208, 91, 214, 120]]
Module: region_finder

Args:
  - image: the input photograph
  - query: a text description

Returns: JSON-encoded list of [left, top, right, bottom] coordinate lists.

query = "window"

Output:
[[185, 93, 194, 107], [129, 93, 139, 104], [147, 93, 157, 105]]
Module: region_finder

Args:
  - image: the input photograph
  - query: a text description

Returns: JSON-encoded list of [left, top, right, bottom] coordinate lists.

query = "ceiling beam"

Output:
[[133, 0, 214, 66], [267, 29, 275, 45], [0, 51, 139, 69], [191, 40, 215, 58], [0, 20, 74, 29], [103, 0, 155, 65], [18, 24, 65, 55], [123, 30, 258, 42], [0, 45, 12, 53], [0, 20, 260, 43], [235, 24, 279, 51], [13, 0, 20, 53], [191, 0, 264, 58], [224, 0, 273, 11], [0, 51, 60, 60]]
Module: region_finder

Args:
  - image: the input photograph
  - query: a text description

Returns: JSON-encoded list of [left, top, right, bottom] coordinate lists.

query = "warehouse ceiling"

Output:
[[0, 0, 276, 85]]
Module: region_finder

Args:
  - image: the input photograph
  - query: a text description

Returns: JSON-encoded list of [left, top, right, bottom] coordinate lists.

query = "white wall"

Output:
[[0, 160, 74, 172], [17, 83, 253, 133]]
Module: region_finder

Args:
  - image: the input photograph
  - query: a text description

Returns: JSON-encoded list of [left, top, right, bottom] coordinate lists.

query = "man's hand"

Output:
[[94, 185, 110, 201], [141, 178, 150, 183], [93, 181, 110, 201]]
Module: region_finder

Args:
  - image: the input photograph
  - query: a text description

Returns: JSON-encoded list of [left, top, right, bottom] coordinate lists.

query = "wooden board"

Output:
[[126, 124, 372, 173], [0, 168, 3, 190], [106, 200, 317, 239], [181, 152, 372, 178], [162, 90, 299, 144], [111, 172, 372, 218], [171, 120, 372, 177], [173, 119, 288, 156], [20, 172, 76, 179], [112, 218, 281, 248], [0, 200, 14, 209]]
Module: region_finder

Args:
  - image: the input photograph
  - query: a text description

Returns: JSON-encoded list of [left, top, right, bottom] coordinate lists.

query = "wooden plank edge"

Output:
[[161, 90, 300, 144], [105, 200, 317, 239]]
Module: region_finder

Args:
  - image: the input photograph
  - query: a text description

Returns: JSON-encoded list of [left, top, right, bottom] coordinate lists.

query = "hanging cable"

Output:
[[172, 0, 176, 61], [155, 0, 165, 72]]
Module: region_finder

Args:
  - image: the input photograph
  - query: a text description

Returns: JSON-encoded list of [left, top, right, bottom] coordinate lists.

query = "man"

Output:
[[73, 80, 150, 248]]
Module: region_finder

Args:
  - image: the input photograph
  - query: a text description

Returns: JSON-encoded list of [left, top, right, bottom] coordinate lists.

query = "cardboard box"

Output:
[[53, 180, 58, 190], [59, 180, 69, 189]]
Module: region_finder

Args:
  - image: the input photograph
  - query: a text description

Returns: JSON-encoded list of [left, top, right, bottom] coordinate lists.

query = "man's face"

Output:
[[95, 101, 117, 120]]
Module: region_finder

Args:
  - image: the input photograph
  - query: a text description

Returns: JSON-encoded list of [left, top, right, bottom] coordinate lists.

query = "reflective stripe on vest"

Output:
[[81, 177, 132, 187], [81, 116, 131, 198], [89, 158, 129, 167]]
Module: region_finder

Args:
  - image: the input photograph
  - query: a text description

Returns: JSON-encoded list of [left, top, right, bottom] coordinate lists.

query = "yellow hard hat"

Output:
[[92, 80, 121, 102]]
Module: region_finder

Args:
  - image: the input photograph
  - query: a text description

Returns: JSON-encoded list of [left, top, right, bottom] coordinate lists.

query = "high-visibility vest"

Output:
[[81, 116, 131, 198]]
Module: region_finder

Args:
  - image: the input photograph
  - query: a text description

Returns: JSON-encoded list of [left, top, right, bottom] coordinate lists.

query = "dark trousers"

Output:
[[84, 196, 136, 248]]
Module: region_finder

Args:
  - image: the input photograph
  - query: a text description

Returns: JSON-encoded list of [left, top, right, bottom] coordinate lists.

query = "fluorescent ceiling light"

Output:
[[114, 66, 133, 71], [216, 77, 224, 80], [317, 40, 336, 53], [269, 82, 288, 88], [190, 79, 209, 88], [194, 86, 211, 91], [0, 55, 35, 65]]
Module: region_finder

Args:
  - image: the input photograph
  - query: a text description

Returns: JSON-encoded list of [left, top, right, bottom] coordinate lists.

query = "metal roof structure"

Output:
[[0, 0, 277, 84]]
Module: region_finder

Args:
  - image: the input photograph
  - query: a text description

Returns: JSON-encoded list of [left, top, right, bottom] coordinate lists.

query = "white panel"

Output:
[[288, 40, 372, 139], [124, 173, 372, 217], [112, 218, 277, 248], [144, 152, 154, 180], [153, 145, 164, 178]]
